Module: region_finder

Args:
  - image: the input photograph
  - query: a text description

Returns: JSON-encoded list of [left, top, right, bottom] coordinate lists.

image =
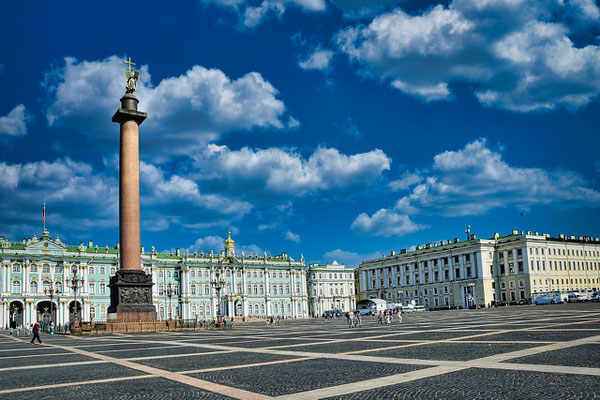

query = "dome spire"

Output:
[[225, 227, 235, 256]]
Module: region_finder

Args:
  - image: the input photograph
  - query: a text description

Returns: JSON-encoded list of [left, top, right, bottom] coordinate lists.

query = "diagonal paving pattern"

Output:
[[0, 303, 599, 399]]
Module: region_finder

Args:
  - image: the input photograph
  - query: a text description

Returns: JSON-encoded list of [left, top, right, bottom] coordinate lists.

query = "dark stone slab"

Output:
[[0, 363, 145, 390], [98, 345, 222, 359], [0, 353, 95, 368], [0, 377, 227, 400], [322, 368, 600, 400], [139, 351, 301, 372], [277, 340, 422, 354], [463, 330, 600, 342], [368, 342, 543, 361], [507, 343, 600, 368], [193, 358, 428, 396]]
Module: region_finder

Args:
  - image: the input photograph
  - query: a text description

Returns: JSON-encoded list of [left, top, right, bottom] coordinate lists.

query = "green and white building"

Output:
[[0, 229, 309, 328]]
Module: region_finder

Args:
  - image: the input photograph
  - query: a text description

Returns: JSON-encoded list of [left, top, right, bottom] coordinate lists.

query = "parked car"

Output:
[[591, 291, 600, 302], [413, 305, 426, 312], [401, 305, 414, 313], [353, 308, 373, 316], [323, 309, 343, 317]]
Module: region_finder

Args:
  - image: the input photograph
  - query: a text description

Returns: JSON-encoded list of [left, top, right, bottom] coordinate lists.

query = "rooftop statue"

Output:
[[123, 57, 140, 94]]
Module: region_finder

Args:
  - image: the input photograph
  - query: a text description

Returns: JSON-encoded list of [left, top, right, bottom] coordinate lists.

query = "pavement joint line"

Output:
[[270, 331, 600, 399], [340, 318, 600, 355], [4, 335, 271, 400], [0, 374, 156, 395], [178, 356, 317, 374], [271, 365, 468, 400], [0, 351, 74, 359]]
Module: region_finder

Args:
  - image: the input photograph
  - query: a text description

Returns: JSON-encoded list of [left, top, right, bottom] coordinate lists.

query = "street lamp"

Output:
[[70, 265, 81, 331], [166, 282, 174, 320], [44, 279, 55, 324], [210, 268, 227, 326]]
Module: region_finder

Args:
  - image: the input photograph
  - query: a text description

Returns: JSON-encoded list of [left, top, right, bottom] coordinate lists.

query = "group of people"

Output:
[[377, 309, 402, 324], [346, 311, 362, 328], [8, 320, 43, 344]]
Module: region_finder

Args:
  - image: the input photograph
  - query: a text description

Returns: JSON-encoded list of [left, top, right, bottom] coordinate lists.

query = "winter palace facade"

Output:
[[358, 230, 600, 309], [0, 230, 309, 328]]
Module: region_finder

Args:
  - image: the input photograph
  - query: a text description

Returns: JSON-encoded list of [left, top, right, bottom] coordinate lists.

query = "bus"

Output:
[[532, 291, 566, 305]]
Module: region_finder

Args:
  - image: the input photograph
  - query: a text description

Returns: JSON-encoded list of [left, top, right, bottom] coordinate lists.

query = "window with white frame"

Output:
[[12, 263, 21, 273]]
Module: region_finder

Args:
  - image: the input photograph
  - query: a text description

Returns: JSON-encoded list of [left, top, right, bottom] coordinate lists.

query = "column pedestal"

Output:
[[108, 270, 156, 322]]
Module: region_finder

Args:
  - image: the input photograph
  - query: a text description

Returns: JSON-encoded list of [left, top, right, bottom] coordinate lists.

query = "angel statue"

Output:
[[124, 57, 140, 94]]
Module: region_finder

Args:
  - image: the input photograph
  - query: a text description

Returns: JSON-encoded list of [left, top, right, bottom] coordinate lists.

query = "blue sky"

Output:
[[1, 0, 599, 267]]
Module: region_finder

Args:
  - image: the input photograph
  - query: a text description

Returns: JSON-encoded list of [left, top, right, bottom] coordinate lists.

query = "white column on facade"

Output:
[[459, 254, 466, 280], [0, 302, 5, 328], [23, 263, 29, 294]]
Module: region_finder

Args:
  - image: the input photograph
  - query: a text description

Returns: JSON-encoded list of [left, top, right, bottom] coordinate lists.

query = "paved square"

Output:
[[1, 303, 599, 399]]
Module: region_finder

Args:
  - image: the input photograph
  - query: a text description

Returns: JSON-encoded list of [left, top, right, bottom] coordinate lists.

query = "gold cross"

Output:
[[123, 57, 135, 71]]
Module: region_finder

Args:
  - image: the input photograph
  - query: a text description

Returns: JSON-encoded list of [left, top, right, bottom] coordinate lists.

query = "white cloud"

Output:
[[44, 56, 295, 159], [396, 138, 600, 217], [199, 0, 326, 27], [193, 144, 391, 199], [351, 208, 425, 237], [0, 157, 252, 242], [285, 231, 301, 242], [299, 48, 334, 71], [336, 0, 600, 110], [322, 248, 382, 267], [389, 172, 422, 191], [0, 104, 31, 136], [190, 235, 226, 252]]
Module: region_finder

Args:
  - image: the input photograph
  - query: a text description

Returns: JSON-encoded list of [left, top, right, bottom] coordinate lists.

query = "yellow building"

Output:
[[357, 230, 600, 309]]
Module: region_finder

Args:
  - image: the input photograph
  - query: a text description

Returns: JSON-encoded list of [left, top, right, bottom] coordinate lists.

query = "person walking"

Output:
[[31, 321, 43, 344]]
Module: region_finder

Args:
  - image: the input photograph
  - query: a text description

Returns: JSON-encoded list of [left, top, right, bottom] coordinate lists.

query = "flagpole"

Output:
[[43, 202, 46, 233]]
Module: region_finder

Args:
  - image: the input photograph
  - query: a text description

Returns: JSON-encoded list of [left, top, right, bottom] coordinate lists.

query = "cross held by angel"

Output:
[[124, 57, 140, 94]]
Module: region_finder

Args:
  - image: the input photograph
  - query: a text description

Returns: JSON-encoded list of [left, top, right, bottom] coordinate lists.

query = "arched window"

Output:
[[42, 264, 50, 273], [55, 281, 62, 293], [253, 284, 258, 295], [254, 304, 259, 315], [274, 303, 279, 314], [204, 285, 210, 295], [100, 305, 107, 319], [158, 284, 164, 296], [247, 283, 252, 293], [236, 270, 242, 277], [99, 267, 106, 275], [279, 284, 284, 294], [158, 269, 164, 278], [225, 270, 231, 278], [191, 305, 197, 317], [30, 264, 37, 273], [90, 306, 96, 320], [260, 303, 265, 315], [89, 266, 95, 275], [253, 271, 257, 278], [236, 283, 242, 294], [12, 280, 21, 293], [12, 263, 21, 273], [199, 304, 204, 315], [43, 280, 51, 293], [191, 284, 196, 295], [259, 284, 264, 295], [287, 303, 291, 314], [159, 306, 165, 320], [190, 269, 195, 278], [30, 280, 38, 294]]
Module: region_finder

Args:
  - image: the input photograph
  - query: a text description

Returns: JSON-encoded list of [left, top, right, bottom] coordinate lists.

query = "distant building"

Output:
[[0, 229, 309, 328], [357, 230, 600, 309], [307, 261, 356, 316]]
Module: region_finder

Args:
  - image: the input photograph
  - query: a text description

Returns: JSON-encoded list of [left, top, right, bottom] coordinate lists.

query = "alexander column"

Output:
[[108, 58, 157, 322]]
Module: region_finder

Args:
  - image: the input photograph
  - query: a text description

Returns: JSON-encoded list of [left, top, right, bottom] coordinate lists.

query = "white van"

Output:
[[567, 292, 586, 302]]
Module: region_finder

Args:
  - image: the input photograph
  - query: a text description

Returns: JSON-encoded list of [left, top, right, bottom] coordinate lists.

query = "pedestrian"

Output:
[[356, 312, 362, 328], [31, 321, 43, 344], [16, 324, 21, 336], [377, 311, 382, 324]]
